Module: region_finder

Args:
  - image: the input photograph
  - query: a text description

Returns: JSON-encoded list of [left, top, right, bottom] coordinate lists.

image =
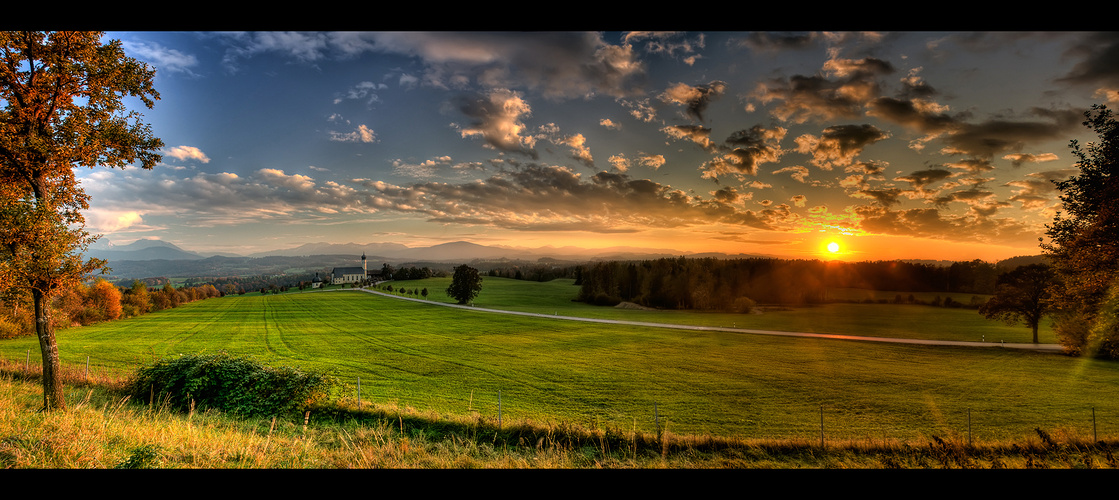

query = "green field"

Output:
[[0, 277, 1111, 443]]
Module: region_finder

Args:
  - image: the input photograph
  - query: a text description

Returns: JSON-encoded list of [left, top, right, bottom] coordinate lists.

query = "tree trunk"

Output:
[[1032, 322, 1040, 344], [32, 288, 66, 411]]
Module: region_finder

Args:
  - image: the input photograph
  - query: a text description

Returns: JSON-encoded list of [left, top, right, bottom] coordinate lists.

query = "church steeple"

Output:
[[361, 252, 367, 274]]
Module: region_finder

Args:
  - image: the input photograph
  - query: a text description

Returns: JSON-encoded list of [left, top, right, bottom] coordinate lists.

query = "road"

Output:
[[341, 287, 1065, 353]]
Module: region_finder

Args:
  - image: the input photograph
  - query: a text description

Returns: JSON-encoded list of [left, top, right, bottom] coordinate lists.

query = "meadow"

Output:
[[0, 277, 1109, 446]]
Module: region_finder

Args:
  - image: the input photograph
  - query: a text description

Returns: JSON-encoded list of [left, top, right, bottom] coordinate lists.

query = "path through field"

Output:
[[350, 288, 1063, 353]]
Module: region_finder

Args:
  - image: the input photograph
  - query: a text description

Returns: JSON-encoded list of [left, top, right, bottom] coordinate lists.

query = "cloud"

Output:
[[122, 40, 200, 76], [360, 32, 647, 100], [749, 49, 894, 124], [391, 156, 456, 179], [1057, 32, 1119, 93], [852, 203, 1037, 246], [334, 81, 386, 106], [81, 168, 382, 227], [453, 88, 537, 157], [163, 145, 210, 163], [85, 208, 147, 233], [700, 126, 788, 179], [329, 124, 377, 143], [623, 32, 706, 63], [773, 165, 810, 183], [1002, 152, 1059, 168], [937, 108, 1083, 159], [660, 80, 727, 122], [358, 164, 780, 233], [795, 124, 890, 170], [609, 153, 665, 172], [215, 32, 331, 72], [1005, 168, 1078, 210]]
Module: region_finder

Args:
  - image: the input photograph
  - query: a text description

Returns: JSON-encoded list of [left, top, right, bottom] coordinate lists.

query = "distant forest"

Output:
[[574, 256, 1047, 310]]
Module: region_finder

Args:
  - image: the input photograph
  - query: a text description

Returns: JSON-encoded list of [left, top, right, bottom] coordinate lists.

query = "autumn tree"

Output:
[[978, 264, 1054, 344], [0, 32, 163, 410], [1043, 104, 1119, 357], [87, 278, 122, 322], [446, 264, 483, 305]]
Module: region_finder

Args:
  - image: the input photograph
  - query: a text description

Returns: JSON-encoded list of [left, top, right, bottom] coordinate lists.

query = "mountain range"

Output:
[[88, 238, 740, 264]]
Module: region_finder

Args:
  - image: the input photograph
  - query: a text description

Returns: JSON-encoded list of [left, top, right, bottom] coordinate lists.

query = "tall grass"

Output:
[[2, 361, 1116, 468]]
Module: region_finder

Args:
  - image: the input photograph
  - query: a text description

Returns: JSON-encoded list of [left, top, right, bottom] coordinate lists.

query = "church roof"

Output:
[[331, 267, 366, 276]]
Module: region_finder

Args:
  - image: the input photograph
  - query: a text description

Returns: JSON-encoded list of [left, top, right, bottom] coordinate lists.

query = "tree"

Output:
[[1043, 104, 1119, 356], [446, 264, 483, 305], [978, 264, 1055, 343], [0, 32, 163, 410]]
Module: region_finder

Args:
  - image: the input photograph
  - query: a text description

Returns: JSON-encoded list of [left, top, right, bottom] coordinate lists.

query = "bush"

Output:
[[126, 352, 338, 417]]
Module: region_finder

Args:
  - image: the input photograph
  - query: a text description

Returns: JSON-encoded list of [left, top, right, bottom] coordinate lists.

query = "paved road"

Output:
[[344, 287, 1065, 353]]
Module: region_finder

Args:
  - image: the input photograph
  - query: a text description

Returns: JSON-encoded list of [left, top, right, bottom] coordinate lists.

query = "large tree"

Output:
[[978, 263, 1054, 344], [446, 264, 483, 305], [0, 32, 163, 410], [1043, 104, 1119, 357]]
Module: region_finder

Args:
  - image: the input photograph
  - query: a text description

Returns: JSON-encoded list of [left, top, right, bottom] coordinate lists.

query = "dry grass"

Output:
[[1, 359, 1117, 469]]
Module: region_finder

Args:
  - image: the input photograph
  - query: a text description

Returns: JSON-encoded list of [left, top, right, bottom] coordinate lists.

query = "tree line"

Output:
[[574, 256, 1011, 311], [0, 279, 221, 339]]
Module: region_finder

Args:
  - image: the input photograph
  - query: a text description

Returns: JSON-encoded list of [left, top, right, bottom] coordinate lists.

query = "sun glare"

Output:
[[827, 241, 840, 253]]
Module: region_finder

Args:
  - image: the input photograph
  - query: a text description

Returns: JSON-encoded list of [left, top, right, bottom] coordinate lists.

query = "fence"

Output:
[[3, 350, 1115, 445]]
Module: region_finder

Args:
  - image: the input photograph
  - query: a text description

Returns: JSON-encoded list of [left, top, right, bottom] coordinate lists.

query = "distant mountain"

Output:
[[250, 242, 410, 258], [88, 238, 205, 261]]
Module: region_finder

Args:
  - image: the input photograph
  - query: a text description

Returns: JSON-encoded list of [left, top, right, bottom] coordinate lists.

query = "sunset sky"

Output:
[[78, 31, 1119, 262]]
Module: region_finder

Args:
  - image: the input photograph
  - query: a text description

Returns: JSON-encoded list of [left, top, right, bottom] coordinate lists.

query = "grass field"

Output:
[[0, 277, 1109, 444]]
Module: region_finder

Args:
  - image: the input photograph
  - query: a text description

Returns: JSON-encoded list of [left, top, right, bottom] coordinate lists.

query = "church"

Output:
[[329, 252, 369, 285]]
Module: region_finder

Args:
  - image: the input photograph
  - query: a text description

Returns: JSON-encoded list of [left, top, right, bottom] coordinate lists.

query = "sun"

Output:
[[827, 241, 840, 253]]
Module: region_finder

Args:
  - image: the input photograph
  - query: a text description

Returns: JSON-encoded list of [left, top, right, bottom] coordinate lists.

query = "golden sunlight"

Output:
[[827, 241, 840, 253]]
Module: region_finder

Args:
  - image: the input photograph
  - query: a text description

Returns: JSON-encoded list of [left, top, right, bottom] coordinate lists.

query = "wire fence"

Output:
[[5, 351, 1116, 445]]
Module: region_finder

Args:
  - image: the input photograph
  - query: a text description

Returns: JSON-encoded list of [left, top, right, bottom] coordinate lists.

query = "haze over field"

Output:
[[81, 31, 1119, 262]]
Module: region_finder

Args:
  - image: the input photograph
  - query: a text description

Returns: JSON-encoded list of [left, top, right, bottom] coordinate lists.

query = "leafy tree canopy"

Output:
[[978, 263, 1054, 344], [0, 31, 163, 410], [1044, 104, 1119, 356], [446, 264, 482, 305]]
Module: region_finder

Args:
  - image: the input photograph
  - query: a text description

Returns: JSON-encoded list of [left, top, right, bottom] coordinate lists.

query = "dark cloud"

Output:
[[795, 124, 890, 170], [1057, 32, 1119, 89], [866, 96, 958, 135], [661, 80, 727, 122], [853, 204, 1035, 245], [750, 53, 894, 124], [362, 165, 778, 232], [367, 32, 649, 100], [938, 108, 1082, 158], [452, 89, 539, 159], [732, 32, 821, 52]]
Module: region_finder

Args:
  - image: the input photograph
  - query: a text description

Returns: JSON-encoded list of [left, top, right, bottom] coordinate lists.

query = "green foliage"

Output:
[[1044, 104, 1119, 356], [446, 264, 483, 304], [113, 444, 162, 469], [126, 352, 338, 417], [978, 264, 1055, 343]]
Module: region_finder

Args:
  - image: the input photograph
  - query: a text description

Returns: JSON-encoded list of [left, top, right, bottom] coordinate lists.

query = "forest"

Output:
[[0, 279, 222, 340], [574, 256, 1029, 311]]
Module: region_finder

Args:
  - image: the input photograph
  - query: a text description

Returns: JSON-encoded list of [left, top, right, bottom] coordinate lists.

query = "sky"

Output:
[[76, 31, 1119, 262]]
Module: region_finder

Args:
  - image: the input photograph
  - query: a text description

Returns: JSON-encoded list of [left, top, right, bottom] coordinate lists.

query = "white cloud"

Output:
[[164, 145, 211, 163]]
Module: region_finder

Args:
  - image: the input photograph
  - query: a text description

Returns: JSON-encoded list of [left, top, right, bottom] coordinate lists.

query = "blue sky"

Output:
[[77, 31, 1119, 261]]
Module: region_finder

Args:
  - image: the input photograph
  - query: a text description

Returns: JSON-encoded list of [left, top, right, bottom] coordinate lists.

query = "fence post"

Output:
[[357, 377, 361, 409], [498, 390, 502, 429], [968, 408, 972, 446], [1093, 407, 1098, 442], [85, 355, 89, 380], [820, 405, 824, 448]]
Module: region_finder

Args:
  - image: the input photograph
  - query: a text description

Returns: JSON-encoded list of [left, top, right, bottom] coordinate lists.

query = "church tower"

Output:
[[361, 252, 367, 276]]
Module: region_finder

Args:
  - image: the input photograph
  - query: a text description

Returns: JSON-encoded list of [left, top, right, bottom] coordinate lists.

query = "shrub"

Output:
[[126, 352, 338, 417]]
